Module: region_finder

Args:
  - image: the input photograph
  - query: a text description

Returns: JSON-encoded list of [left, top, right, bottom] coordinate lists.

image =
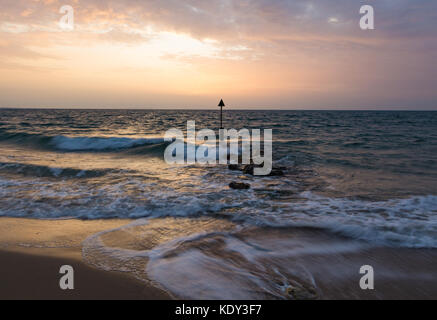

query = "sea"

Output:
[[1, 109, 436, 299]]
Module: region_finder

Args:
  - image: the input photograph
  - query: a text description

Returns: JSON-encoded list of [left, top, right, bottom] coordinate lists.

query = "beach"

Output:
[[0, 218, 170, 300], [1, 217, 437, 300]]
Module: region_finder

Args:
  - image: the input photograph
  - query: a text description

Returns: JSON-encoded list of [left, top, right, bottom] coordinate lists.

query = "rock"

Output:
[[228, 164, 241, 171], [243, 164, 285, 177], [229, 182, 251, 190], [242, 164, 256, 175], [268, 169, 284, 176]]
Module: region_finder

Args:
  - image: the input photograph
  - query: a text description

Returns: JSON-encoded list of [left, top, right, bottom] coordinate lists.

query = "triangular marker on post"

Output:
[[218, 99, 225, 129]]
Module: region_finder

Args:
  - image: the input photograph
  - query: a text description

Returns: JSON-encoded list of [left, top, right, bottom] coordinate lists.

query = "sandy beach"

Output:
[[0, 218, 170, 300], [1, 217, 437, 300]]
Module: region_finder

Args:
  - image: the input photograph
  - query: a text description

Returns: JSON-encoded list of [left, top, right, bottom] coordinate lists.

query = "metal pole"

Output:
[[218, 99, 225, 130]]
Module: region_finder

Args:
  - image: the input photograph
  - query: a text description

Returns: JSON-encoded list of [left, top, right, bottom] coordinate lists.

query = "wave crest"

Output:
[[0, 130, 164, 152], [51, 136, 163, 151]]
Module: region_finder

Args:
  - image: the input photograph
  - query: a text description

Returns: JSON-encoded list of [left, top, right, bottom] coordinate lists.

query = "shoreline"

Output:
[[1, 217, 437, 300], [0, 218, 171, 300]]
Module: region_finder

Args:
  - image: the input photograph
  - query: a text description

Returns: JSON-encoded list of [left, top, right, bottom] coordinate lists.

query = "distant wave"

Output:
[[0, 131, 51, 145], [0, 162, 112, 179], [0, 130, 164, 152]]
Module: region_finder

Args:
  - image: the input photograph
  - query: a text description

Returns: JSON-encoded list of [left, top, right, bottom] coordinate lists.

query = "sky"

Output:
[[0, 0, 436, 109]]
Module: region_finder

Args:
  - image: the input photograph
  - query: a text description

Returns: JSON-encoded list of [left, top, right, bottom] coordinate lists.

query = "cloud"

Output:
[[2, 0, 434, 59], [1, 0, 436, 39], [0, 0, 436, 108]]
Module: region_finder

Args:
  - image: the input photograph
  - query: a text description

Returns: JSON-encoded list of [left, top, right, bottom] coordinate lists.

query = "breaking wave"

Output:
[[51, 136, 163, 151], [0, 130, 164, 152]]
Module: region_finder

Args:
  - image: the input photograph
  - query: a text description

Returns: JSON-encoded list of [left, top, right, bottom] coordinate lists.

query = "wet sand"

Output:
[[138, 223, 437, 300], [1, 217, 436, 300], [0, 218, 170, 300], [312, 247, 437, 300], [241, 228, 437, 300]]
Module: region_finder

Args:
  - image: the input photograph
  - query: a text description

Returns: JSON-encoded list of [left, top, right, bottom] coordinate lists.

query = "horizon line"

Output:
[[1, 106, 436, 112]]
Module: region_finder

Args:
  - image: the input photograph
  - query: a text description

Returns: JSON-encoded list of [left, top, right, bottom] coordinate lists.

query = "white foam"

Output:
[[235, 192, 437, 248], [82, 219, 358, 299]]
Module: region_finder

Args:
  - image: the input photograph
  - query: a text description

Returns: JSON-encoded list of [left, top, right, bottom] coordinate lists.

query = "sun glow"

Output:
[[1, 0, 436, 109]]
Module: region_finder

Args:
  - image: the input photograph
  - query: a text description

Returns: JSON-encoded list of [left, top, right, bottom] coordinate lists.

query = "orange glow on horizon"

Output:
[[1, 1, 436, 109]]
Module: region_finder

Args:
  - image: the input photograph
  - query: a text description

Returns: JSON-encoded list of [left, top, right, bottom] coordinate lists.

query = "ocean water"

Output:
[[1, 109, 437, 298]]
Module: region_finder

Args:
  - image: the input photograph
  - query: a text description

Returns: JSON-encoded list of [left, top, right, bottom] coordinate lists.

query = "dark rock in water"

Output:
[[227, 162, 286, 177], [242, 164, 285, 177], [228, 164, 242, 171], [242, 164, 253, 175], [269, 169, 284, 176], [229, 182, 251, 190], [242, 164, 257, 175]]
